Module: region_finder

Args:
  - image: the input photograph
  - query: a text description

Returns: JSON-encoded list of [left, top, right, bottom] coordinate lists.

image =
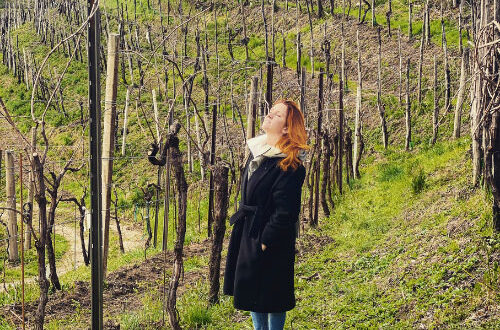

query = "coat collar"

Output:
[[243, 134, 286, 204], [246, 133, 308, 162], [247, 134, 286, 158]]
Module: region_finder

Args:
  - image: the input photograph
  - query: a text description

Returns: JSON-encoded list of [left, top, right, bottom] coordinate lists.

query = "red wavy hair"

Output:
[[273, 99, 310, 171]]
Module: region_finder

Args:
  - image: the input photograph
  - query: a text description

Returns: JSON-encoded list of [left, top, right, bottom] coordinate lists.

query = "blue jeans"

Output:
[[250, 311, 286, 330]]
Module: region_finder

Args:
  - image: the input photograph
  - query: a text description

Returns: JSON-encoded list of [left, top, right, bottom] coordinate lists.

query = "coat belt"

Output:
[[230, 203, 263, 238], [229, 203, 258, 226]]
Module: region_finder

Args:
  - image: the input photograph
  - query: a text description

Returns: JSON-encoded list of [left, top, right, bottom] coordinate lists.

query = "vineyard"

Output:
[[0, 0, 499, 328]]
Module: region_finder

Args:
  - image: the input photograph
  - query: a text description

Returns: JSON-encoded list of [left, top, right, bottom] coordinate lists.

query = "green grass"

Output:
[[110, 277, 251, 330], [0, 233, 69, 283], [284, 137, 498, 328], [50, 136, 497, 328]]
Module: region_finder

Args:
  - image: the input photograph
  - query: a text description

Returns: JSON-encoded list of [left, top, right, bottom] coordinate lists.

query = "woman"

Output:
[[223, 99, 309, 330]]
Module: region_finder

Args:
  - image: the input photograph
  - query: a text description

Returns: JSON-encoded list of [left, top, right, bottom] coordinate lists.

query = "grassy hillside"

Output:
[[171, 138, 499, 328], [35, 136, 499, 328], [0, 0, 498, 328]]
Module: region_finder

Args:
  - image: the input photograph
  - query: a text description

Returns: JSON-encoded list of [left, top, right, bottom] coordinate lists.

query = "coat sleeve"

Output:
[[260, 165, 306, 249]]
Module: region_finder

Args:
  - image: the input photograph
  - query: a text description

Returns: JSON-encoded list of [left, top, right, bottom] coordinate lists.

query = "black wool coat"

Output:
[[223, 153, 306, 313]]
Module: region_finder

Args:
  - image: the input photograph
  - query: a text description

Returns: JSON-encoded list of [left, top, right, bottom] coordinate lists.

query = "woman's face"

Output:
[[262, 102, 288, 136]]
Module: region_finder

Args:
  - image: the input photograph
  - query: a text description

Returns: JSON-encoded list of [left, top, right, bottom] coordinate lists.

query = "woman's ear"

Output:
[[282, 126, 288, 134]]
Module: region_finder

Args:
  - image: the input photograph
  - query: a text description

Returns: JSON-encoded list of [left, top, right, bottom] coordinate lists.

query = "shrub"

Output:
[[377, 163, 403, 182], [184, 304, 212, 328], [411, 168, 426, 194]]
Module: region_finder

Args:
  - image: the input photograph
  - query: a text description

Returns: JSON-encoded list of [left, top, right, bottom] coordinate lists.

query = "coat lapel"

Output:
[[245, 157, 282, 204]]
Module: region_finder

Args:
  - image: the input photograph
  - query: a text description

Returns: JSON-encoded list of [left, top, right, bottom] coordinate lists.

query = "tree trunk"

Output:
[[386, 0, 392, 37], [282, 29, 287, 68], [313, 154, 321, 225], [358, 0, 362, 22], [453, 48, 468, 139], [307, 155, 316, 224], [353, 29, 363, 179], [111, 190, 124, 253], [321, 133, 331, 216], [479, 0, 500, 230], [318, 0, 324, 17], [46, 193, 61, 290], [246, 76, 259, 158], [431, 55, 439, 145], [207, 105, 217, 238], [300, 67, 307, 126], [341, 22, 346, 91], [470, 24, 482, 186], [80, 207, 89, 266], [121, 86, 130, 156], [398, 28, 403, 105], [163, 149, 171, 251], [313, 69, 324, 226], [182, 87, 192, 173], [25, 127, 36, 250], [405, 58, 412, 151], [459, 0, 463, 55], [345, 127, 354, 182], [425, 0, 431, 45], [442, 8, 451, 114], [194, 103, 205, 181], [330, 132, 339, 199], [408, 1, 413, 40], [417, 26, 425, 104], [5, 150, 18, 262], [208, 165, 229, 305], [296, 32, 301, 82], [265, 57, 274, 115], [338, 78, 344, 195], [378, 27, 388, 148], [262, 0, 269, 60], [32, 153, 49, 330], [271, 0, 276, 60], [241, 0, 249, 61], [102, 34, 119, 277], [306, 0, 315, 78], [371, 0, 376, 26], [165, 123, 188, 330]]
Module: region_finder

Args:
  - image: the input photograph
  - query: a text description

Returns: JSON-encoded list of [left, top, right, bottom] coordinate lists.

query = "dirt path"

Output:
[[0, 219, 144, 294], [55, 221, 144, 277]]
